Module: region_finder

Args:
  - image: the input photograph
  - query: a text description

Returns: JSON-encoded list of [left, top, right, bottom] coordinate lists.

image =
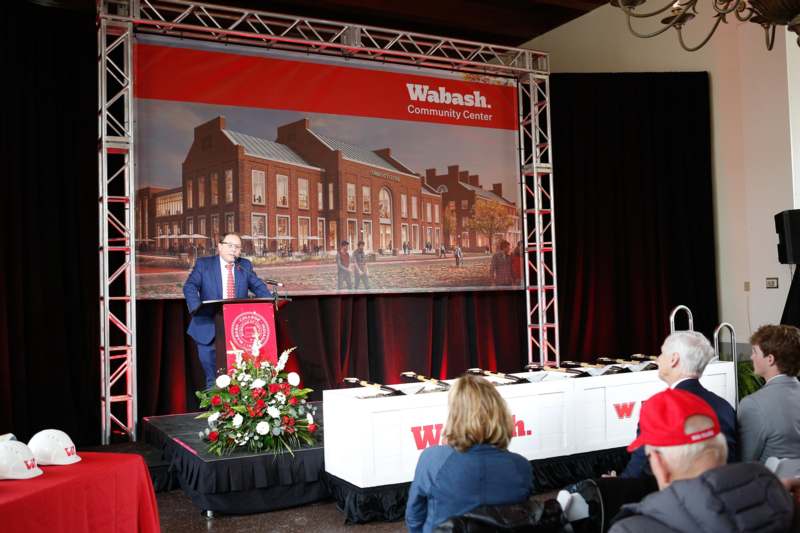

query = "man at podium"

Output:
[[183, 232, 272, 388]]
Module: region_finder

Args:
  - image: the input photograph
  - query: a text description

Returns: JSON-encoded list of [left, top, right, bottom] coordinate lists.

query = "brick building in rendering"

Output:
[[424, 165, 519, 251], [137, 117, 522, 256]]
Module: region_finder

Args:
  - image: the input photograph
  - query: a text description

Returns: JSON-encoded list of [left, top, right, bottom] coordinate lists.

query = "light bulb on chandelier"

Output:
[[610, 0, 800, 51]]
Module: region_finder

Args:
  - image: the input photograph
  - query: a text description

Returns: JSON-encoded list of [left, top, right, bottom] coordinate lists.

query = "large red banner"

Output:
[[134, 37, 523, 298], [134, 43, 518, 130]]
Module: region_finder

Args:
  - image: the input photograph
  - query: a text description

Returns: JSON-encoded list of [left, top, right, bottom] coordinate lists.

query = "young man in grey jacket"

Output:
[[738, 324, 800, 463], [610, 388, 798, 533]]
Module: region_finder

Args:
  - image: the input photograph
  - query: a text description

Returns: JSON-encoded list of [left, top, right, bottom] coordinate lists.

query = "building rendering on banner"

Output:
[[424, 165, 520, 251], [136, 116, 518, 256]]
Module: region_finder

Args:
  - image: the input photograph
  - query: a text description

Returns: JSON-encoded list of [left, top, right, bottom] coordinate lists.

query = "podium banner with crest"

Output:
[[222, 302, 278, 370]]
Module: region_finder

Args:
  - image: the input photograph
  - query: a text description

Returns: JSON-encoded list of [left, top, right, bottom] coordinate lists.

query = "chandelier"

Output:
[[611, 0, 800, 51]]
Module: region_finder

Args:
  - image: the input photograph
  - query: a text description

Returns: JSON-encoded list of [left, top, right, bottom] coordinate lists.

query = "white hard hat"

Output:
[[28, 429, 81, 466], [0, 441, 43, 480]]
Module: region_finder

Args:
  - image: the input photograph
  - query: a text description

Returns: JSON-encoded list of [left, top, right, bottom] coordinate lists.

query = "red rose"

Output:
[[288, 397, 298, 406], [229, 385, 241, 395], [286, 427, 295, 434], [247, 406, 255, 417], [287, 417, 295, 426], [210, 395, 222, 406], [282, 383, 291, 394], [269, 384, 281, 394], [282, 415, 289, 425], [208, 431, 219, 442], [255, 399, 266, 409], [308, 423, 318, 433]]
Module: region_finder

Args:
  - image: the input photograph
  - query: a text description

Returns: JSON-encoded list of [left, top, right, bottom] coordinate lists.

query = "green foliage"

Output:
[[737, 359, 764, 401]]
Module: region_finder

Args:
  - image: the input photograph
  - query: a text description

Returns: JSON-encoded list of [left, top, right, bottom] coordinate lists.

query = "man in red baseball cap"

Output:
[[610, 389, 798, 532]]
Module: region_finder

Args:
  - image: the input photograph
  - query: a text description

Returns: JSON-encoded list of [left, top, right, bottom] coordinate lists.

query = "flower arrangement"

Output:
[[196, 347, 318, 456]]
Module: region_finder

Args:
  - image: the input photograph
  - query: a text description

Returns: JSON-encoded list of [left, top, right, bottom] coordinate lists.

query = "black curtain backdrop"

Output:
[[0, 2, 100, 444], [550, 72, 718, 360], [0, 3, 718, 445]]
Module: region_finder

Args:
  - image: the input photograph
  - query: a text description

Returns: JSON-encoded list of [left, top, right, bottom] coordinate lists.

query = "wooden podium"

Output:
[[193, 297, 290, 373]]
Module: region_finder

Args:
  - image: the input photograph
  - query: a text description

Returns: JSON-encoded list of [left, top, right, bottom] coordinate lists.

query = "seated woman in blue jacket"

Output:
[[405, 373, 533, 533]]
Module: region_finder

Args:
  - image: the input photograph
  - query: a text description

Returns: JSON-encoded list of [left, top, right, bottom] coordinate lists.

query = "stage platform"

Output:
[[140, 404, 628, 522], [142, 407, 329, 515]]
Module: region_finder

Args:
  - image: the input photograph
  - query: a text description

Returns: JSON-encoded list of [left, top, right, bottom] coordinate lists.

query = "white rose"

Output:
[[268, 406, 281, 419], [306, 413, 314, 425], [256, 421, 270, 435], [275, 392, 286, 404], [215, 374, 231, 388], [251, 378, 266, 389], [232, 414, 244, 428], [208, 412, 220, 424], [287, 372, 301, 387]]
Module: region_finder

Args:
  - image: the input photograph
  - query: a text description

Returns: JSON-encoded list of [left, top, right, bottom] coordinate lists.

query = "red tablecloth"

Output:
[[0, 452, 160, 532]]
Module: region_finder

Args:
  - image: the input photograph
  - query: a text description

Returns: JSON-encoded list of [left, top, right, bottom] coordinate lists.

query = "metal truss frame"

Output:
[[97, 0, 557, 442], [98, 10, 138, 444], [519, 71, 559, 365]]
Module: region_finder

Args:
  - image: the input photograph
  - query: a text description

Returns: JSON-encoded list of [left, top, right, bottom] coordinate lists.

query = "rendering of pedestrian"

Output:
[[490, 240, 513, 285], [511, 240, 523, 285], [336, 240, 352, 290], [454, 245, 463, 267], [353, 240, 370, 290]]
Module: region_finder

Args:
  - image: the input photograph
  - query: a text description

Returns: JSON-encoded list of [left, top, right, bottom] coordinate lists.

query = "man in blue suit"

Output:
[[621, 330, 737, 478], [183, 232, 271, 388]]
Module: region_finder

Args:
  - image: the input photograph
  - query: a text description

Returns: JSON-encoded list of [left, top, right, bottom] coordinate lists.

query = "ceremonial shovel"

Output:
[[466, 368, 529, 384], [342, 377, 406, 396], [400, 371, 451, 391]]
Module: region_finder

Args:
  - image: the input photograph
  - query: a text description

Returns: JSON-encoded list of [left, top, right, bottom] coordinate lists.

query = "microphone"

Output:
[[233, 257, 283, 286]]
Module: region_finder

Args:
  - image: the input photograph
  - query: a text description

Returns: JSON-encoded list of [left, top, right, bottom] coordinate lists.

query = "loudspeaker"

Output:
[[775, 210, 800, 264]]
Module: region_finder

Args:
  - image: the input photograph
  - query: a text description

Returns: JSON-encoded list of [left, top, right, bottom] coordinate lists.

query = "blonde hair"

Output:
[[443, 374, 513, 452]]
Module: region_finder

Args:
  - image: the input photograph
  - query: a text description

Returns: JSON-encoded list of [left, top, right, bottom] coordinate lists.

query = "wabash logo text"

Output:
[[613, 402, 636, 419], [613, 400, 647, 419], [406, 84, 491, 109], [410, 416, 533, 450]]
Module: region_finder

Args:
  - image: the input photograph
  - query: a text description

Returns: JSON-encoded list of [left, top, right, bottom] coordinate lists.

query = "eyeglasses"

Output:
[[220, 242, 242, 250]]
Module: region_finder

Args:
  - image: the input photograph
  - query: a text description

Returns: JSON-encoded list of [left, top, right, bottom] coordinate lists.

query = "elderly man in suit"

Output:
[[738, 324, 800, 463], [183, 232, 271, 388], [621, 330, 738, 478]]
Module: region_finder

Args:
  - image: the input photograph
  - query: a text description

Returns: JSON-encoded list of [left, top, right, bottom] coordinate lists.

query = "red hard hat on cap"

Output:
[[627, 388, 720, 452]]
